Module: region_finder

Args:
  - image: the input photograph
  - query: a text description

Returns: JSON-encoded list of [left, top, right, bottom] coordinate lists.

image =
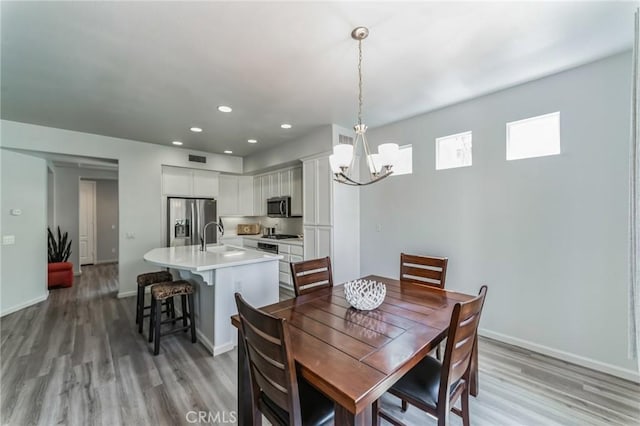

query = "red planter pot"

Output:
[[48, 262, 73, 288]]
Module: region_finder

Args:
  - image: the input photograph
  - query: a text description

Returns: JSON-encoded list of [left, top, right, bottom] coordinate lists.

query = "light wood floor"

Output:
[[1, 264, 638, 425]]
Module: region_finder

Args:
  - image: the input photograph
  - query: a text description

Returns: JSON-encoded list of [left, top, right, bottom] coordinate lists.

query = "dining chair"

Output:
[[234, 293, 335, 426], [401, 253, 449, 359], [290, 256, 333, 297], [400, 253, 448, 289], [373, 285, 488, 426]]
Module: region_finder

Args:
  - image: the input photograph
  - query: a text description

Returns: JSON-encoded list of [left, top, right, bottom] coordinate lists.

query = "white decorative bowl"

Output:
[[344, 279, 386, 311]]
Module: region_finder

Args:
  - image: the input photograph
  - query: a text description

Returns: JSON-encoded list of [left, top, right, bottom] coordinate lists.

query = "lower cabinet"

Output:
[[278, 242, 304, 292]]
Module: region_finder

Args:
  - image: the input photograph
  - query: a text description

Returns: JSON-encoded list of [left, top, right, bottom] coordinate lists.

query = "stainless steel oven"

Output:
[[256, 242, 278, 254], [267, 196, 291, 218]]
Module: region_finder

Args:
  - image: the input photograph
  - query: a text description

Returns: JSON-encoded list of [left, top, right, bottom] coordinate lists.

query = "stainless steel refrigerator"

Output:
[[167, 197, 217, 247]]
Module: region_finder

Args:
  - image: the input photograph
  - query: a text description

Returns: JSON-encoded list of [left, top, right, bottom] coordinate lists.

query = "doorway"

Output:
[[79, 180, 97, 265]]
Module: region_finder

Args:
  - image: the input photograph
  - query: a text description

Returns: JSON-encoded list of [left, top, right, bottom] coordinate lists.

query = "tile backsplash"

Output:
[[219, 216, 303, 236]]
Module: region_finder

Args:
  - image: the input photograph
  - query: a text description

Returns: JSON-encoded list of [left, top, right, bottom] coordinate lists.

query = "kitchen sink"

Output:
[[206, 244, 245, 255]]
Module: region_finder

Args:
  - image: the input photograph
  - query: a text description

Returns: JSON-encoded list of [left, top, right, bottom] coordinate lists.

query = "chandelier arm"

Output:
[[334, 169, 393, 186]]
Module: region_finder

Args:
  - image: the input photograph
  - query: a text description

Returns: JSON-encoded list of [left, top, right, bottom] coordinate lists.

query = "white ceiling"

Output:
[[1, 1, 636, 157]]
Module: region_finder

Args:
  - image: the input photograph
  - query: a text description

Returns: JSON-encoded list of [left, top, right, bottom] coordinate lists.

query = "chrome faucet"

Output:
[[201, 220, 224, 251]]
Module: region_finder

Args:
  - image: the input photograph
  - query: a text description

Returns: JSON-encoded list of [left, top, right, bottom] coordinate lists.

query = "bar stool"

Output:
[[148, 280, 196, 355], [136, 271, 175, 334]]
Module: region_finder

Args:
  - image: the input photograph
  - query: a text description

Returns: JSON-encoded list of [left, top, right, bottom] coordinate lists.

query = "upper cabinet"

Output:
[[162, 166, 219, 198], [218, 175, 254, 216], [252, 165, 303, 217], [302, 157, 332, 226]]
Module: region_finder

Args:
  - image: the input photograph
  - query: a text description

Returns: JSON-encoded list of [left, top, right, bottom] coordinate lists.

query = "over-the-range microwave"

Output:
[[267, 196, 292, 218]]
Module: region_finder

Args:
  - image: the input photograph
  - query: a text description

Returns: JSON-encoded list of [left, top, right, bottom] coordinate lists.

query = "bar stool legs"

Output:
[[148, 280, 196, 355]]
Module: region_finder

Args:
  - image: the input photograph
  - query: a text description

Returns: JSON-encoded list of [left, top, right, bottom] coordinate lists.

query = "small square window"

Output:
[[436, 131, 472, 170], [392, 144, 412, 176], [506, 112, 560, 160]]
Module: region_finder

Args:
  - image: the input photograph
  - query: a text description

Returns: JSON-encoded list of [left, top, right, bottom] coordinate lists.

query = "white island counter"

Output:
[[144, 244, 282, 355]]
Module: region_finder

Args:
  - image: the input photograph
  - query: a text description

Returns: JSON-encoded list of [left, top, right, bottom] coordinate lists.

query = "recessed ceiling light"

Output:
[[247, 139, 258, 144], [217, 105, 233, 113], [280, 123, 292, 129], [224, 150, 233, 154], [190, 127, 203, 132], [172, 141, 183, 146]]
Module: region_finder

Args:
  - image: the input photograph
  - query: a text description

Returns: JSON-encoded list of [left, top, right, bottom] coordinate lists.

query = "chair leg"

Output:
[[181, 295, 188, 332], [136, 286, 142, 325], [188, 294, 197, 343], [461, 386, 471, 426], [170, 298, 177, 325], [372, 400, 379, 426], [154, 298, 162, 355], [148, 296, 155, 343], [401, 399, 408, 412], [436, 343, 442, 360]]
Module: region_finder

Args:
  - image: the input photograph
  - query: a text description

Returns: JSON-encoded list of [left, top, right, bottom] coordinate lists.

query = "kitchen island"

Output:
[[143, 244, 282, 355]]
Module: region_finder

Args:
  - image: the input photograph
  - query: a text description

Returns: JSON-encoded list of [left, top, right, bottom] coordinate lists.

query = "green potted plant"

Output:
[[47, 226, 73, 288]]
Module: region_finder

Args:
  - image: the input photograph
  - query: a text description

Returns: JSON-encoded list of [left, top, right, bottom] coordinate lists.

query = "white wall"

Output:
[[95, 179, 119, 263], [53, 166, 117, 273], [360, 52, 637, 379], [0, 150, 48, 316], [0, 121, 243, 298]]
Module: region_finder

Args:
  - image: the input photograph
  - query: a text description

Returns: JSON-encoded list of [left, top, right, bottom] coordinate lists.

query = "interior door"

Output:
[[79, 180, 96, 265]]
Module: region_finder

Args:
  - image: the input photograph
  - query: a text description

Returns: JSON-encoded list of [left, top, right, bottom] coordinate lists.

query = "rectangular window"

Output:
[[392, 144, 412, 176], [435, 131, 472, 170], [506, 112, 560, 160]]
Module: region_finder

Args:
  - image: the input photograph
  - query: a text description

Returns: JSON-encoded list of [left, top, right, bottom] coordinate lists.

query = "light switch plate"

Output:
[[2, 235, 16, 245]]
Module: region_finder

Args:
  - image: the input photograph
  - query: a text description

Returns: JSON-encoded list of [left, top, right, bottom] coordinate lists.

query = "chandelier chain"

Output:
[[357, 39, 363, 126]]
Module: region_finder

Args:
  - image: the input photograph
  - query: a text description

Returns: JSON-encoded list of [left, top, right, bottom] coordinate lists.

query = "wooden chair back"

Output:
[[234, 293, 301, 425], [290, 256, 334, 297], [400, 253, 448, 288], [439, 286, 488, 405]]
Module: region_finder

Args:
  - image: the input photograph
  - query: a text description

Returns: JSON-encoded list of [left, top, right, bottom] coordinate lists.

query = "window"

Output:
[[435, 131, 472, 170], [392, 144, 412, 176], [506, 112, 560, 160]]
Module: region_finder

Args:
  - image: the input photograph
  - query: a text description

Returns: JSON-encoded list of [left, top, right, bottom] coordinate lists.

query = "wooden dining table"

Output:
[[230, 274, 478, 426]]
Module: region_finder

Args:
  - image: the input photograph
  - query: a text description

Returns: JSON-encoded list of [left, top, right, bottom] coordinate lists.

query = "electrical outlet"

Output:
[[111, 248, 116, 253], [376, 224, 382, 232], [2, 235, 15, 245]]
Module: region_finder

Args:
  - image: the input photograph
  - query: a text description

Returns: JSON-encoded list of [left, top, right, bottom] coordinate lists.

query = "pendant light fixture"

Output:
[[330, 27, 399, 186]]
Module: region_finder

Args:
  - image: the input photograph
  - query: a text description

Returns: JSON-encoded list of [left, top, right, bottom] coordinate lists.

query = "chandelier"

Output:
[[329, 27, 399, 186]]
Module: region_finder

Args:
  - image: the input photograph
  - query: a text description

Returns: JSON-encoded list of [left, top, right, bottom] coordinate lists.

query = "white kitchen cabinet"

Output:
[[279, 170, 291, 198], [253, 177, 264, 216], [290, 167, 303, 216], [303, 158, 332, 226], [162, 166, 193, 196], [303, 226, 332, 260], [261, 175, 270, 203], [217, 174, 237, 216], [301, 152, 359, 284], [162, 166, 218, 197], [192, 169, 219, 197], [303, 161, 316, 224], [219, 175, 254, 216], [238, 176, 254, 216], [268, 174, 280, 199]]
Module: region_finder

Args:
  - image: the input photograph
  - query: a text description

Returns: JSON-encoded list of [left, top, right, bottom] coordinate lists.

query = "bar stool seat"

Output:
[[136, 271, 175, 334], [148, 280, 197, 355]]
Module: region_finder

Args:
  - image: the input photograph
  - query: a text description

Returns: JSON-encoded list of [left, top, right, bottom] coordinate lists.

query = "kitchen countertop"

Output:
[[143, 244, 282, 272]]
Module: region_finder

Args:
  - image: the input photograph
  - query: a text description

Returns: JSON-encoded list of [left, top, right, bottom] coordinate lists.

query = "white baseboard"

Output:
[[479, 328, 640, 383], [1, 293, 49, 317], [73, 271, 82, 277], [117, 290, 137, 299], [213, 340, 236, 356], [95, 259, 118, 265]]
